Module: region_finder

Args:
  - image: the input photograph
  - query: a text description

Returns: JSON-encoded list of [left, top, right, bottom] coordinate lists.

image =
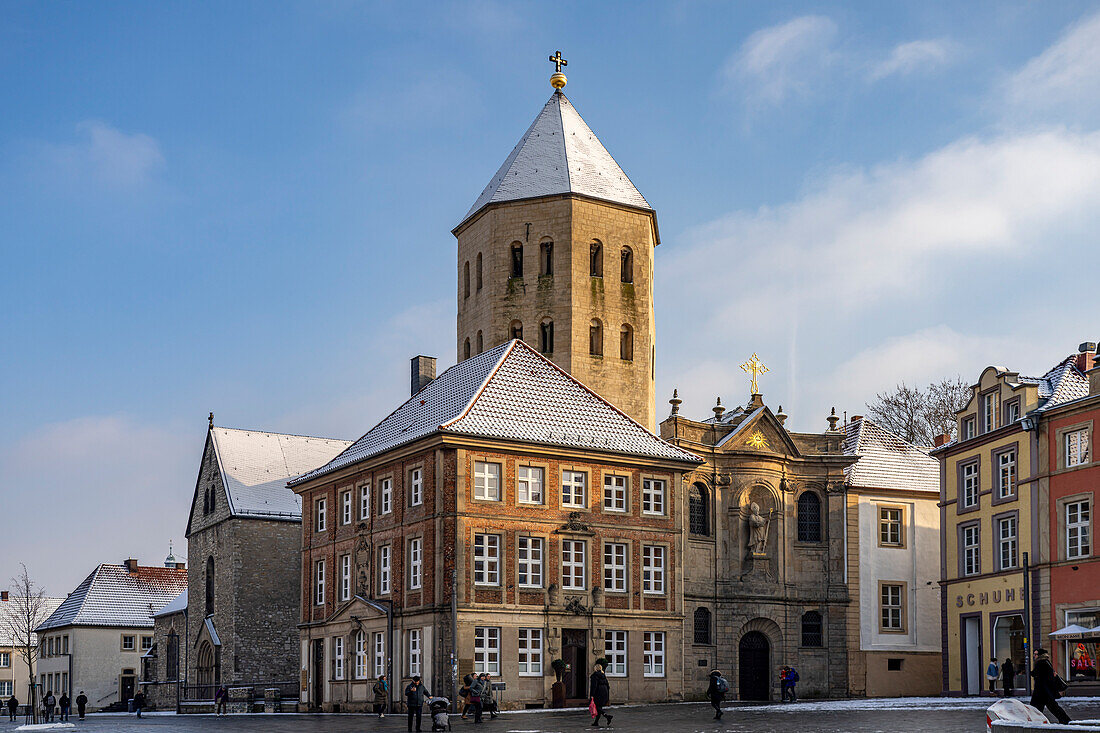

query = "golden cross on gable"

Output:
[[549, 50, 568, 73], [740, 353, 769, 395]]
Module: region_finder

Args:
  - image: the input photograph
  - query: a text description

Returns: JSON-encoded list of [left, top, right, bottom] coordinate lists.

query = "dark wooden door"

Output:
[[562, 628, 587, 699], [312, 639, 325, 708], [120, 674, 136, 704], [738, 631, 770, 701]]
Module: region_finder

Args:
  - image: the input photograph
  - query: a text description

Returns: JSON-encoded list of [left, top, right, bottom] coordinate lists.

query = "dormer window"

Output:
[[1005, 399, 1021, 424], [982, 392, 997, 433], [962, 416, 976, 441]]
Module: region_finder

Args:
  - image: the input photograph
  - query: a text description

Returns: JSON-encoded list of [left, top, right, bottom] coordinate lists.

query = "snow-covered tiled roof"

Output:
[[152, 589, 187, 619], [460, 91, 651, 227], [1035, 357, 1089, 412], [36, 564, 187, 631], [210, 427, 352, 520], [843, 418, 939, 493], [0, 597, 64, 646], [292, 340, 701, 486]]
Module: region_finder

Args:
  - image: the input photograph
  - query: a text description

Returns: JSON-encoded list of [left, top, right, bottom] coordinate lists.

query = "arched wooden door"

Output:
[[738, 631, 770, 701]]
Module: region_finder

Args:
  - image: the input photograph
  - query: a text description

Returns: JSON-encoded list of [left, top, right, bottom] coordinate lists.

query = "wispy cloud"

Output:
[[344, 71, 482, 133], [869, 39, 957, 81], [32, 121, 165, 189], [1003, 10, 1100, 122], [720, 15, 838, 107]]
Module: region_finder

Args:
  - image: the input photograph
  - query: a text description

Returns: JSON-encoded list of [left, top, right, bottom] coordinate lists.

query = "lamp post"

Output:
[[1023, 551, 1032, 695]]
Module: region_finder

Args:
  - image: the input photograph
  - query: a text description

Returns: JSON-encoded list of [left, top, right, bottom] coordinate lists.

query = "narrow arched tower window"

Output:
[[205, 557, 215, 616], [797, 492, 823, 542], [590, 242, 603, 277], [589, 319, 603, 356], [689, 484, 709, 536], [510, 320, 523, 341], [694, 607, 712, 645], [539, 319, 554, 354], [463, 261, 470, 298], [620, 247, 633, 283], [511, 243, 523, 278], [620, 323, 634, 361], [540, 241, 553, 276], [476, 330, 483, 354], [476, 253, 483, 291], [463, 338, 471, 360]]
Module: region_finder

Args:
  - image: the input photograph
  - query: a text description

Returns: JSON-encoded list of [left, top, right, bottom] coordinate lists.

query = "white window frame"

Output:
[[0, 681, 11, 697], [982, 392, 996, 433], [963, 525, 980, 576], [562, 470, 587, 508], [354, 631, 367, 679], [962, 463, 979, 509], [373, 632, 386, 678], [517, 465, 544, 505], [473, 461, 501, 501], [643, 631, 665, 677], [408, 628, 422, 676], [0, 651, 9, 668], [380, 478, 393, 515], [642, 478, 666, 515], [562, 539, 586, 590], [339, 553, 352, 602], [378, 545, 391, 595], [333, 636, 345, 681], [517, 628, 543, 676], [880, 507, 903, 546], [408, 537, 423, 590], [474, 626, 500, 675], [603, 542, 627, 592], [474, 533, 500, 586], [963, 417, 976, 440], [1066, 429, 1090, 467], [998, 516, 1018, 570], [359, 483, 371, 520], [315, 497, 327, 532], [315, 559, 326, 606], [1067, 500, 1091, 560], [998, 451, 1016, 499], [517, 536, 543, 588], [410, 467, 423, 507], [605, 631, 627, 677], [881, 584, 903, 630], [642, 545, 665, 595], [603, 475, 627, 512], [341, 490, 352, 525]]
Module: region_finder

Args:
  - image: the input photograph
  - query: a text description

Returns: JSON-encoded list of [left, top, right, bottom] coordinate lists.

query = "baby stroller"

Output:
[[428, 697, 451, 731]]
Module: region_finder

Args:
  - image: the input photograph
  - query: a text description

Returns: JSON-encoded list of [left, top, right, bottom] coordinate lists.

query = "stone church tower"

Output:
[[453, 66, 658, 428]]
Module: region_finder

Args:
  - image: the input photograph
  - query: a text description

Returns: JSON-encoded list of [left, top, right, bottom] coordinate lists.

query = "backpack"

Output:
[[788, 668, 800, 683], [715, 675, 730, 694]]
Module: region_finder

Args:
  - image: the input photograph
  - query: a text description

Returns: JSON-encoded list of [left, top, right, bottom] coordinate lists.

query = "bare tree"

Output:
[[2, 565, 48, 723], [866, 376, 971, 446]]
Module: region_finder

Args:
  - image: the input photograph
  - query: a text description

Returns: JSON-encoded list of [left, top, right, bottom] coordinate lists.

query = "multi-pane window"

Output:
[[359, 483, 370, 520], [963, 525, 980, 576], [408, 629, 422, 676], [801, 611, 823, 647], [373, 632, 386, 678], [1066, 429, 1090, 467], [562, 540, 586, 589], [517, 628, 543, 676], [642, 545, 665, 594], [880, 507, 903, 546], [797, 492, 822, 542], [408, 538, 423, 590], [333, 636, 345, 680], [474, 627, 500, 674], [562, 471, 587, 507], [982, 392, 996, 433], [518, 466, 544, 504], [962, 417, 976, 441], [1067, 501, 1091, 559], [998, 516, 1018, 570], [689, 486, 708, 535], [517, 536, 543, 588], [604, 543, 627, 592], [643, 632, 665, 677], [0, 682, 11, 697], [341, 490, 352, 525], [378, 545, 391, 595], [474, 461, 502, 501], [642, 478, 666, 515], [1006, 400, 1021, 424], [315, 497, 327, 532], [961, 463, 979, 509], [997, 451, 1016, 499], [603, 475, 627, 512], [881, 584, 904, 631], [694, 608, 712, 645], [474, 534, 500, 585], [380, 478, 393, 514], [0, 652, 9, 668], [339, 553, 352, 602], [141, 635, 153, 652], [315, 559, 326, 605], [354, 631, 367, 678], [122, 635, 136, 651], [605, 631, 627, 676], [409, 468, 423, 507]]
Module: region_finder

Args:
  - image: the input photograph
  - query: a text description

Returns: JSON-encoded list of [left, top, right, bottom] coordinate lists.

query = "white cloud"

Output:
[[35, 121, 165, 188], [869, 39, 957, 81], [721, 15, 838, 107], [1004, 10, 1100, 121]]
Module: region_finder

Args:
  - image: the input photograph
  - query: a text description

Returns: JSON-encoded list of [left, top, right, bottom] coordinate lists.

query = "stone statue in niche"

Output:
[[355, 535, 371, 596], [747, 502, 769, 555]]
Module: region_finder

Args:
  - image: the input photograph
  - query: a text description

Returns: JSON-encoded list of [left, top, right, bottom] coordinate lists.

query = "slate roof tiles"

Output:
[[37, 564, 187, 631]]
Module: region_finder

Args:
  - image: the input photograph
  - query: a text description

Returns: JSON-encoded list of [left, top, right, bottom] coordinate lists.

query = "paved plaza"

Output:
[[4, 698, 1100, 733]]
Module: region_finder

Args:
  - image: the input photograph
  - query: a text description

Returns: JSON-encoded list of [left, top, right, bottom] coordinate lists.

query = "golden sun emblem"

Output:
[[746, 431, 769, 449]]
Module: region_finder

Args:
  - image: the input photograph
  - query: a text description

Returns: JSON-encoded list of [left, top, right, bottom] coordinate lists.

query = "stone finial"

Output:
[[827, 407, 840, 432], [713, 397, 725, 421], [669, 389, 682, 416], [776, 405, 788, 426], [208, 412, 214, 429]]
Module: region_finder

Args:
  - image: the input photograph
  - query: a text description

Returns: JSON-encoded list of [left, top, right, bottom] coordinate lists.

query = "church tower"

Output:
[[453, 56, 658, 428]]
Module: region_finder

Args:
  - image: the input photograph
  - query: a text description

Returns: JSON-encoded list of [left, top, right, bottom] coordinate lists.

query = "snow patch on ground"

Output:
[[16, 724, 77, 731], [729, 696, 1098, 714]]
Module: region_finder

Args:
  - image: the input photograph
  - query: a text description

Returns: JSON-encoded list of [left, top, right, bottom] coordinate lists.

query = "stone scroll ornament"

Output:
[[747, 502, 769, 555]]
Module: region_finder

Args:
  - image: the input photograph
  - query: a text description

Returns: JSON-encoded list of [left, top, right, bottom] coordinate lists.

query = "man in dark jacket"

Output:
[[133, 690, 146, 718], [6, 695, 18, 721], [589, 663, 612, 728], [1001, 658, 1016, 698], [75, 691, 88, 720], [1030, 648, 1071, 724], [42, 690, 55, 722], [706, 669, 727, 720], [58, 692, 70, 721], [404, 675, 431, 733]]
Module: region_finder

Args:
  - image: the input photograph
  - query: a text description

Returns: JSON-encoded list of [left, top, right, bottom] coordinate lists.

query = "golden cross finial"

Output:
[[549, 50, 568, 73], [740, 353, 769, 395]]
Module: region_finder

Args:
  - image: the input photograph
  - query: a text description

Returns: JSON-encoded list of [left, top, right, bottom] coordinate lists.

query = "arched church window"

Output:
[[590, 241, 603, 277], [539, 319, 554, 354], [694, 607, 712, 645], [801, 610, 823, 647], [208, 486, 215, 512], [510, 243, 523, 278], [205, 557, 215, 616], [510, 320, 523, 341], [463, 338, 471, 360], [203, 488, 209, 515], [797, 492, 822, 542], [476, 330, 483, 354], [463, 261, 470, 298], [620, 323, 634, 361], [539, 241, 553, 276], [589, 319, 603, 356], [689, 484, 709, 536], [620, 247, 633, 283]]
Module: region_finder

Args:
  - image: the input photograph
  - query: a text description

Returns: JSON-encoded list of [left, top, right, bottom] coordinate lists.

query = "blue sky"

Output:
[[3, 2, 1099, 594]]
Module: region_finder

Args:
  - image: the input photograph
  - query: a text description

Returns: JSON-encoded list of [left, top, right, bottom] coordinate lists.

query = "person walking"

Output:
[[468, 673, 485, 724], [58, 692, 70, 721], [1001, 658, 1016, 698], [1030, 648, 1071, 724], [480, 673, 499, 720], [6, 694, 18, 721], [986, 657, 1000, 695], [43, 690, 55, 722], [75, 691, 88, 720], [779, 666, 799, 702], [458, 675, 473, 719], [133, 689, 146, 718], [374, 674, 389, 718], [588, 663, 612, 728], [404, 675, 431, 733], [214, 684, 228, 715], [706, 669, 728, 720]]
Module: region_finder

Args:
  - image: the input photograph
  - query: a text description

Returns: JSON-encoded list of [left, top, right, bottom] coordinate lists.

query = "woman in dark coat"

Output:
[[589, 664, 612, 728], [706, 669, 726, 719], [1030, 648, 1071, 723], [1001, 658, 1016, 697]]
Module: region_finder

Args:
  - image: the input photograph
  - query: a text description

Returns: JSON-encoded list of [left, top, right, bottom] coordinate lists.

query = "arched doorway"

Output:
[[738, 631, 770, 701], [196, 641, 216, 688]]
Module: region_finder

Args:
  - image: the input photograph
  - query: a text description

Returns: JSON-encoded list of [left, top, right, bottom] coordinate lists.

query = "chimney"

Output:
[[175, 562, 186, 571], [1076, 342, 1097, 374], [934, 433, 950, 447], [124, 558, 139, 574], [850, 414, 863, 424], [1090, 343, 1100, 396], [411, 355, 437, 396], [1, 590, 8, 602]]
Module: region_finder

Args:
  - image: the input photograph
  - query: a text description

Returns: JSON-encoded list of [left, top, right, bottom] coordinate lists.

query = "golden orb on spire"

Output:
[[549, 50, 568, 90]]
